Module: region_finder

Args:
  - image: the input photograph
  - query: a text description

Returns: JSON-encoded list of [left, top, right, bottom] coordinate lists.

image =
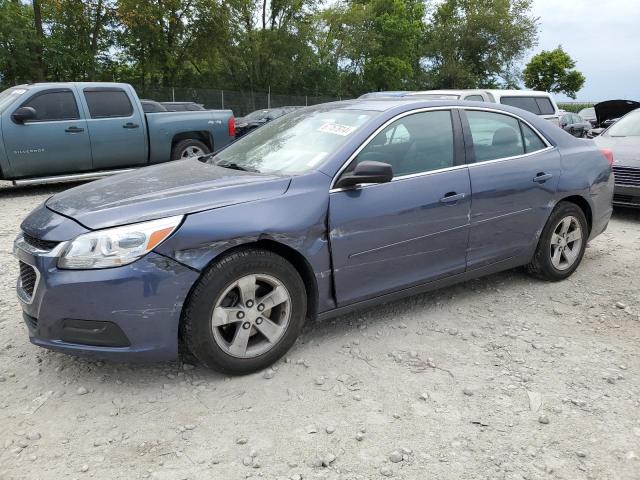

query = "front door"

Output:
[[2, 88, 92, 178], [329, 109, 471, 306], [80, 87, 147, 169], [462, 109, 561, 269]]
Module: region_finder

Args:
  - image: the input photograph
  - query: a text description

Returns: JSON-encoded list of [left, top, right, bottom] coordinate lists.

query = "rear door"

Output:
[[461, 109, 560, 269], [2, 88, 92, 177], [80, 86, 147, 169], [329, 109, 471, 306]]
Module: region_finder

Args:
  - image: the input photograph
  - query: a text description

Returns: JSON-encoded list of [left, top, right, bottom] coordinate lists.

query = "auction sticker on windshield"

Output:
[[317, 123, 357, 136]]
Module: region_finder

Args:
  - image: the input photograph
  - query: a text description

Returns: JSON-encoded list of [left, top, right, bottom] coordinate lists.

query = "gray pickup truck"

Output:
[[0, 82, 235, 185]]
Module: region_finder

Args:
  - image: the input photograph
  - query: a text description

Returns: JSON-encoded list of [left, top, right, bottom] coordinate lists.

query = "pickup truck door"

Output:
[[2, 88, 92, 178], [79, 86, 147, 169]]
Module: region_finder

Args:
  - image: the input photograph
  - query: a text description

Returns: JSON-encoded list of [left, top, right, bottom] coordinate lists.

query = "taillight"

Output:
[[228, 117, 235, 137], [600, 148, 614, 167]]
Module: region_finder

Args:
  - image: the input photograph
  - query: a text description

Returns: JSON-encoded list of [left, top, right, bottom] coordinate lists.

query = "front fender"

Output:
[[154, 171, 335, 313]]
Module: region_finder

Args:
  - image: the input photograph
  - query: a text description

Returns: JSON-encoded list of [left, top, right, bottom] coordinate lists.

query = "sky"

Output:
[[529, 0, 640, 102]]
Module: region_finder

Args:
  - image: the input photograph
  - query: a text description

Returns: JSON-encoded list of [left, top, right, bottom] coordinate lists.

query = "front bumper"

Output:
[[14, 239, 200, 362], [613, 184, 640, 208]]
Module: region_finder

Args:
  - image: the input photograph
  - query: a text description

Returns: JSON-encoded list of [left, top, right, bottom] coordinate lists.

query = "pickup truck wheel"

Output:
[[182, 248, 307, 375], [171, 139, 210, 160]]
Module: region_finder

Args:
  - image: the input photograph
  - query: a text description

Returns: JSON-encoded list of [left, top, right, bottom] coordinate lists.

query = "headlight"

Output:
[[58, 216, 183, 269]]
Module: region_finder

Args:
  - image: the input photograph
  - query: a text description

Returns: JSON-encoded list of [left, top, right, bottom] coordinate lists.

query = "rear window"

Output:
[[500, 96, 555, 115], [84, 89, 133, 118]]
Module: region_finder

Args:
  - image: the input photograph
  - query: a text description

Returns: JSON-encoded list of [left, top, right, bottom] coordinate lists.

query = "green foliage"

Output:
[[0, 0, 540, 97], [558, 102, 593, 113], [425, 0, 538, 88], [523, 46, 585, 99]]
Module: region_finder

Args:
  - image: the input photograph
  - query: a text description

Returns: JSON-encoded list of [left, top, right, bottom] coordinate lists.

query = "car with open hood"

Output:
[[587, 99, 640, 137], [14, 99, 613, 374], [594, 108, 640, 207]]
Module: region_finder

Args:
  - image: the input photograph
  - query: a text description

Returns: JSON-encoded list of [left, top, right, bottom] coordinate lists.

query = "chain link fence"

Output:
[[134, 85, 344, 116]]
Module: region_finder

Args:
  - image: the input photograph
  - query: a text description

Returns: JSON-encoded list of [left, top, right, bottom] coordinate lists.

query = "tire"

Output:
[[171, 139, 210, 160], [181, 248, 307, 375], [527, 202, 588, 281]]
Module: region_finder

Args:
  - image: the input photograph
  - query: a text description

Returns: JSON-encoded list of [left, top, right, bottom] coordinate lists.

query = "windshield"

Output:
[[605, 110, 640, 137], [0, 87, 28, 114], [208, 106, 379, 174], [579, 107, 595, 118]]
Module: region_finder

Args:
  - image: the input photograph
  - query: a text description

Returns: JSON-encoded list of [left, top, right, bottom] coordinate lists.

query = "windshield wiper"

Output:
[[215, 161, 257, 172]]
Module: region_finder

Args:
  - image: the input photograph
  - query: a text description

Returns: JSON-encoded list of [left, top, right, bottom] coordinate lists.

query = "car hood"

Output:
[[45, 159, 291, 230], [594, 135, 640, 168], [594, 100, 640, 125]]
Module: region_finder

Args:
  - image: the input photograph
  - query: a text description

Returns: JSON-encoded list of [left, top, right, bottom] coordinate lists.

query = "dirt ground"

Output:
[[0, 182, 639, 480]]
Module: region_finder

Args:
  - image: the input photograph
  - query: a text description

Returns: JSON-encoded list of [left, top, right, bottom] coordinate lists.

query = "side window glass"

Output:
[[466, 110, 525, 162], [521, 122, 547, 153], [21, 90, 79, 121], [354, 110, 454, 177], [84, 89, 133, 118]]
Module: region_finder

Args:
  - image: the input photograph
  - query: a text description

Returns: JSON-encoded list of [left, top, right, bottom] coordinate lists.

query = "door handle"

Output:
[[533, 172, 553, 183], [65, 126, 84, 133], [123, 122, 139, 129], [440, 192, 465, 204]]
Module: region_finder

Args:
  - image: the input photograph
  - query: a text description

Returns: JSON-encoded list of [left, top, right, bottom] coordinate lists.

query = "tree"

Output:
[[424, 0, 539, 89], [523, 46, 585, 99], [323, 0, 426, 94]]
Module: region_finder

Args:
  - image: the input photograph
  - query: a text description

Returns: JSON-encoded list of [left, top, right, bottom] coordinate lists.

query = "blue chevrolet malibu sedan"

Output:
[[15, 99, 614, 374]]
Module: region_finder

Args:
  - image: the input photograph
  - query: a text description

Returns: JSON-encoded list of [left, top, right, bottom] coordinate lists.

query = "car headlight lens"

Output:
[[58, 216, 183, 269]]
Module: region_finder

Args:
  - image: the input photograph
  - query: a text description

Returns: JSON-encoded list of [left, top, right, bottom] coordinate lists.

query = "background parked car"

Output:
[[587, 99, 640, 137], [235, 106, 302, 137], [161, 101, 206, 111], [559, 112, 591, 137], [358, 91, 409, 99], [578, 106, 597, 127], [593, 108, 640, 207], [0, 83, 235, 185], [399, 89, 562, 125], [140, 99, 168, 113]]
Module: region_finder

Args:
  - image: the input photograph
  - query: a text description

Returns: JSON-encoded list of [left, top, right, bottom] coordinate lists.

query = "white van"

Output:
[[403, 89, 562, 125]]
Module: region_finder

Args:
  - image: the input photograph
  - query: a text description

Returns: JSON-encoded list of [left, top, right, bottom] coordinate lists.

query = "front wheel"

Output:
[[181, 249, 307, 374], [527, 202, 588, 281]]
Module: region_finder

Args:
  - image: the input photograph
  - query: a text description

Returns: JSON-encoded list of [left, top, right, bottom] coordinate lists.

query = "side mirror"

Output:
[[12, 106, 37, 124], [335, 161, 393, 189]]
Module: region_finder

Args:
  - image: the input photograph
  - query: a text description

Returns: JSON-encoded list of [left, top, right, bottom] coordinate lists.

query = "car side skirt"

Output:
[[317, 254, 526, 321]]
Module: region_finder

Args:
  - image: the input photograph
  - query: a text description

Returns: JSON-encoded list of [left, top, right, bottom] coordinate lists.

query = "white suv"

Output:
[[403, 89, 562, 125]]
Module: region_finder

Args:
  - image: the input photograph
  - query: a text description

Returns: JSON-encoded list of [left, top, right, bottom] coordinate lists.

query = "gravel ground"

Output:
[[0, 182, 639, 480]]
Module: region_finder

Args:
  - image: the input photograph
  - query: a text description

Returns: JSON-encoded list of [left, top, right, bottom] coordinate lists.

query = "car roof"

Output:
[[14, 82, 133, 89]]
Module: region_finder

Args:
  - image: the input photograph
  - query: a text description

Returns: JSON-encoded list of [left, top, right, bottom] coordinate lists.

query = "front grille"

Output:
[[613, 165, 640, 187], [613, 194, 640, 205], [23, 233, 59, 252], [18, 261, 37, 299]]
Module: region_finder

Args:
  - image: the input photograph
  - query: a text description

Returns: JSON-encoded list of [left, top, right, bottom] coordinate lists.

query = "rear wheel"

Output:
[[181, 249, 307, 374], [171, 139, 210, 160], [527, 202, 588, 281]]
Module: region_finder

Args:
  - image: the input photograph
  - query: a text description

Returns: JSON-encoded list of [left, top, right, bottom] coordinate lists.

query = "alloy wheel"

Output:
[[181, 146, 205, 158], [549, 215, 583, 271], [211, 274, 292, 358]]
